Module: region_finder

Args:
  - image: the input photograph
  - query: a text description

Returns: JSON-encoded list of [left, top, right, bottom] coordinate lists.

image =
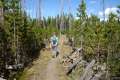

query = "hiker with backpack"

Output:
[[50, 32, 59, 58]]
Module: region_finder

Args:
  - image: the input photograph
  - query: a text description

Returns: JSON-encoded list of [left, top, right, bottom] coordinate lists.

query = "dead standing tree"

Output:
[[36, 0, 42, 27]]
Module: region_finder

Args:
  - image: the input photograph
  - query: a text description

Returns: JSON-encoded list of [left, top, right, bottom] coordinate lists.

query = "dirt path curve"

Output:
[[19, 35, 72, 80]]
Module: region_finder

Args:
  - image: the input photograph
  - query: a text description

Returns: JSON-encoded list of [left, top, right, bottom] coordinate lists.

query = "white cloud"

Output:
[[98, 7, 118, 21], [98, 7, 118, 17], [105, 7, 118, 15]]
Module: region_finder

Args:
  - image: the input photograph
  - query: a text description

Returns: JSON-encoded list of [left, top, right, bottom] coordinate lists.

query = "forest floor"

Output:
[[19, 35, 72, 80]]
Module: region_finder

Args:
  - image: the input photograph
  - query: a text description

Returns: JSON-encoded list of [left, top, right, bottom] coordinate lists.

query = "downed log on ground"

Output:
[[62, 47, 83, 75], [62, 47, 82, 66], [6, 64, 24, 70], [91, 71, 106, 80], [79, 59, 95, 80], [66, 58, 85, 75]]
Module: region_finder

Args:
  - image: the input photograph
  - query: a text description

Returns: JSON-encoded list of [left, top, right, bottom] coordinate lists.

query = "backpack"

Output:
[[53, 39, 57, 44], [52, 38, 57, 45]]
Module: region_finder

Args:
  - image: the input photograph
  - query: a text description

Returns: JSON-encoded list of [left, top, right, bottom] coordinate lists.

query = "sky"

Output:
[[24, 0, 120, 19]]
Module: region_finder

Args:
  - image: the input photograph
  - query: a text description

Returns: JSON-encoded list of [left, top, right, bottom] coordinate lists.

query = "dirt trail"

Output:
[[46, 58, 59, 80], [20, 35, 71, 80]]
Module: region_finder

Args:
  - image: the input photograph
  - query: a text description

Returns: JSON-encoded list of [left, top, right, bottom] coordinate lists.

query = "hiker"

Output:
[[50, 32, 59, 58]]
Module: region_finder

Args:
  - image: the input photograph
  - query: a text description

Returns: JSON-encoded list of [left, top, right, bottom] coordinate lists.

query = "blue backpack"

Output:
[[52, 38, 57, 45]]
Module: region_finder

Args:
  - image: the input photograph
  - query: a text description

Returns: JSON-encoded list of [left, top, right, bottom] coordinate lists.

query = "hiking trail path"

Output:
[[20, 35, 72, 80]]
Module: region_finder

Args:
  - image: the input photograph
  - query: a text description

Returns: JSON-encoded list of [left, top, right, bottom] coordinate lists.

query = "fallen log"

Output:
[[91, 71, 106, 80], [66, 58, 83, 75], [6, 64, 24, 70], [62, 47, 83, 75], [62, 47, 83, 66], [79, 59, 96, 80]]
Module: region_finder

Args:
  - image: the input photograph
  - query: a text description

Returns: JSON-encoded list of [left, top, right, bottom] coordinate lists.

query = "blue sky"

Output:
[[23, 0, 120, 19]]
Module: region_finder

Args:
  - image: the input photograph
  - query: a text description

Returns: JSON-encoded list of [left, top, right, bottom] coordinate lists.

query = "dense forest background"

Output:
[[0, 0, 120, 79]]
